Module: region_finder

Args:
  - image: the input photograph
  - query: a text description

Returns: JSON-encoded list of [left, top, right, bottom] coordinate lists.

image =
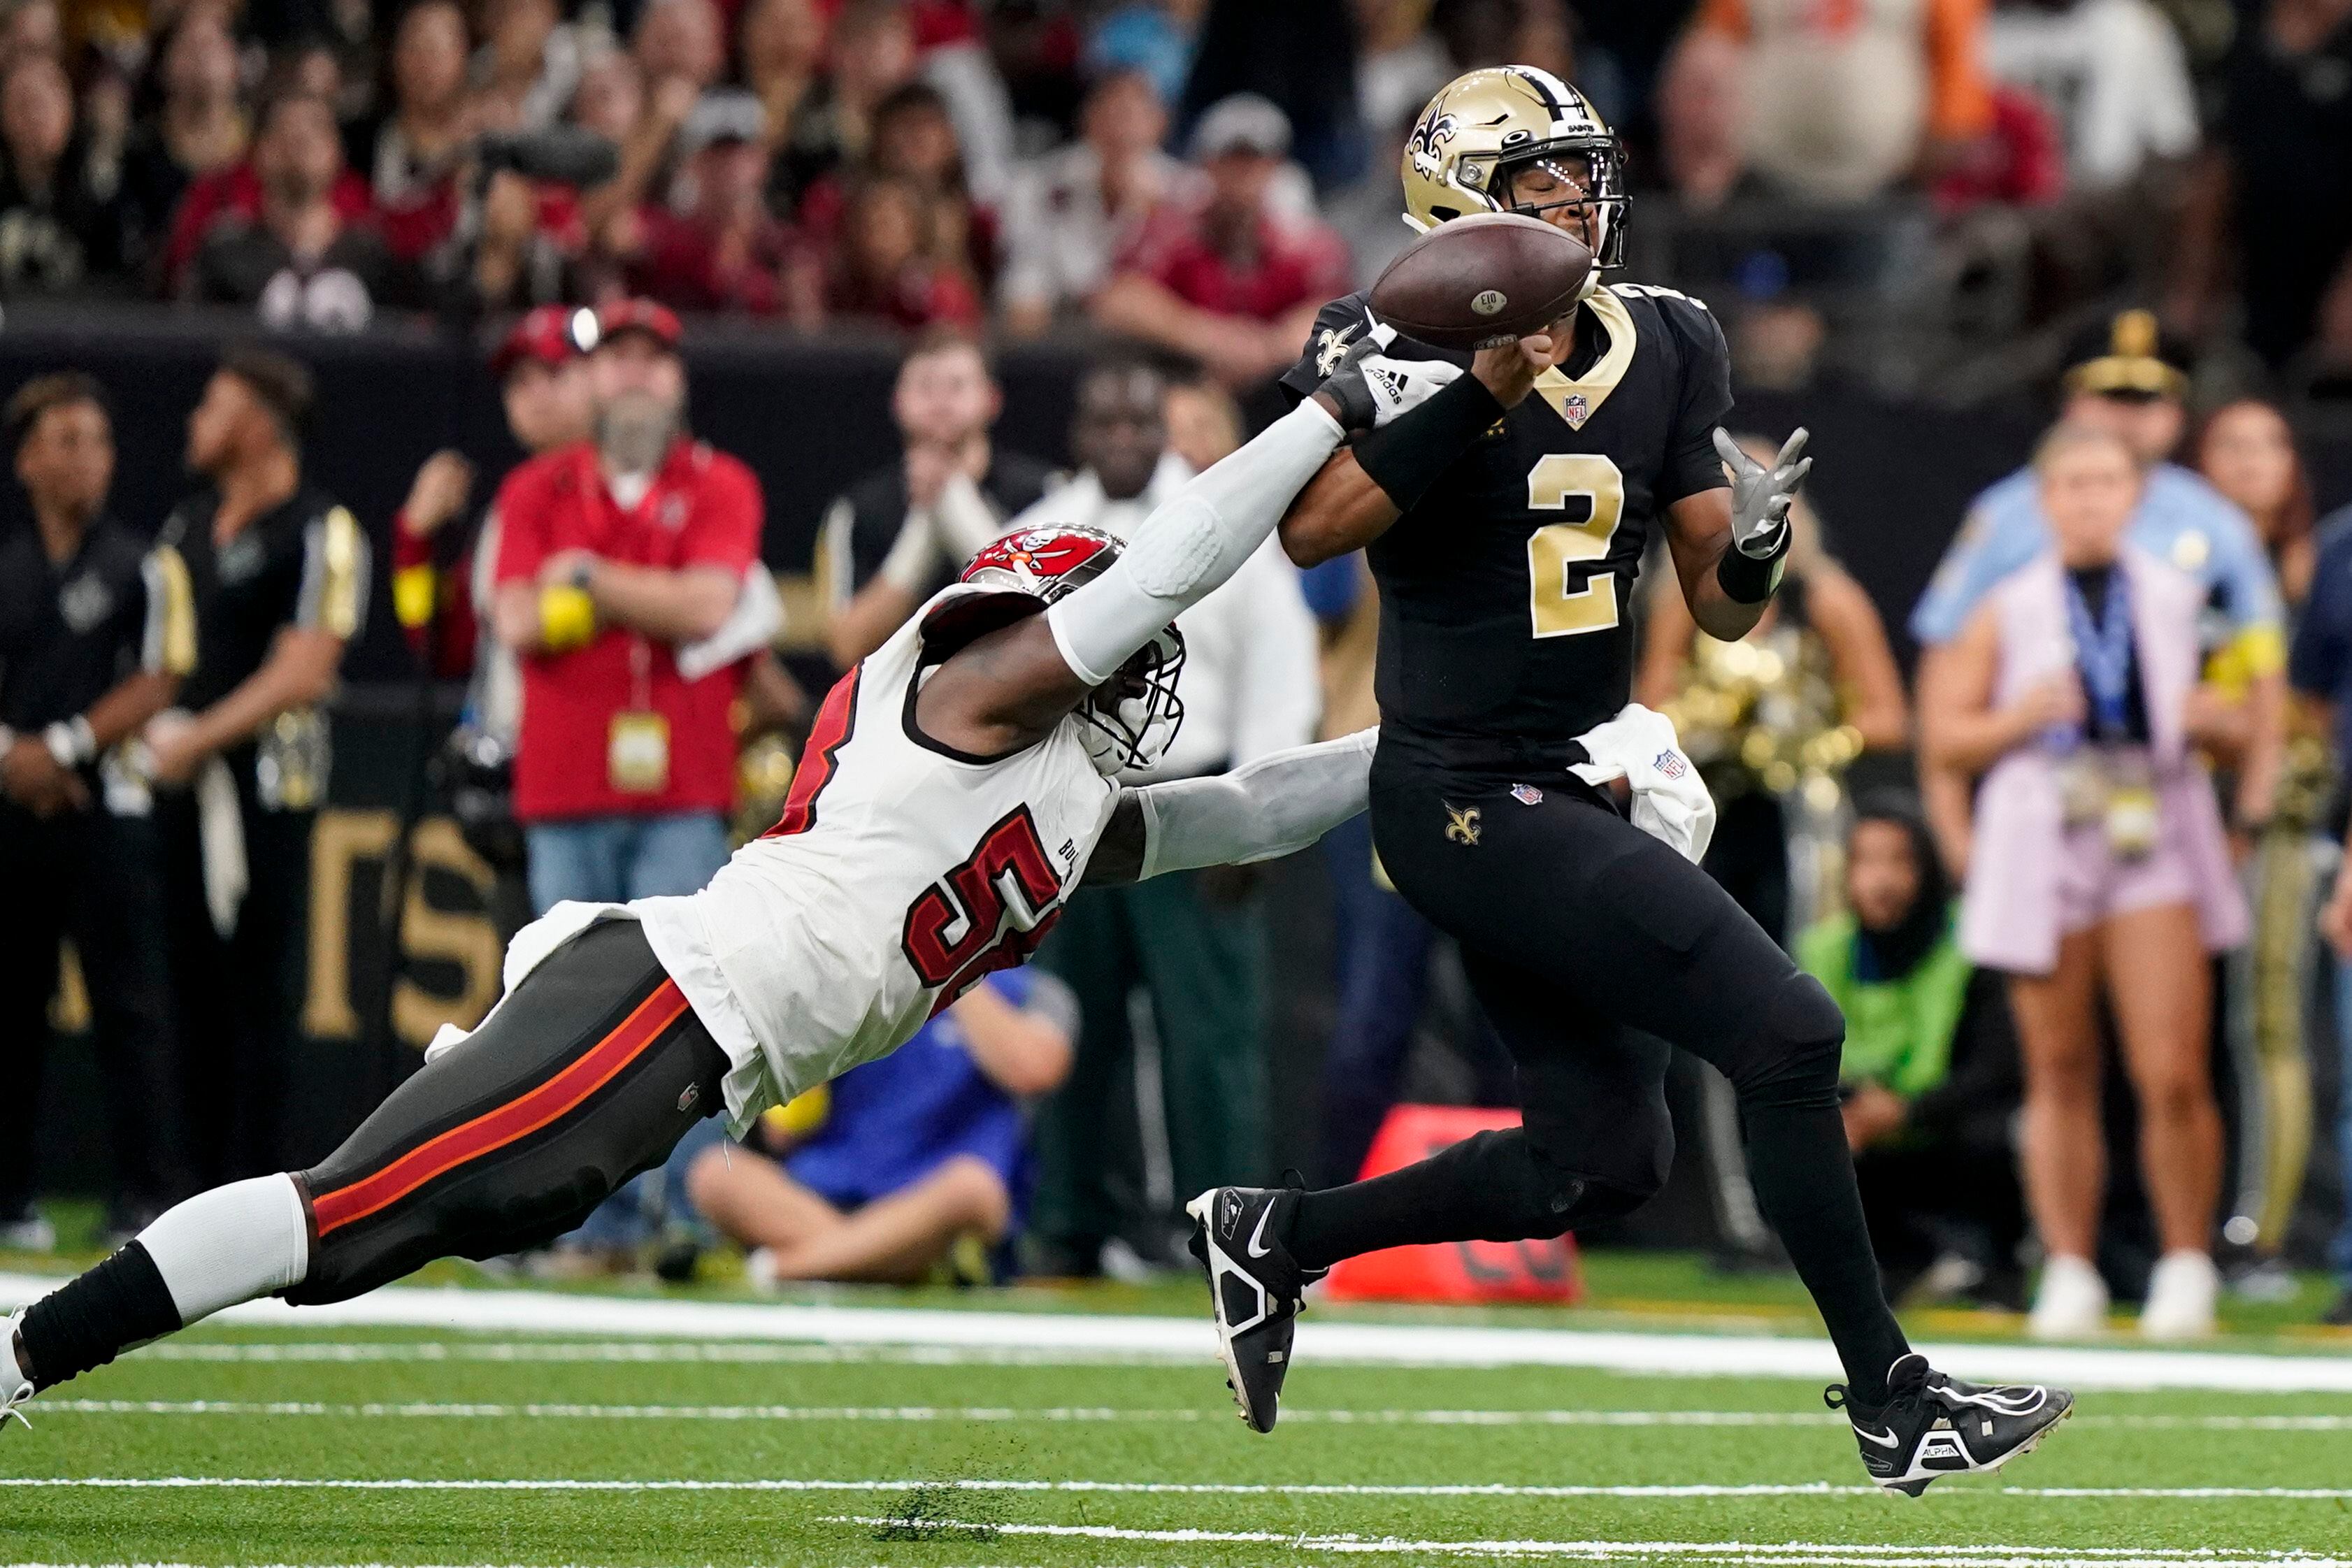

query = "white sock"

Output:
[[134, 1174, 310, 1325]]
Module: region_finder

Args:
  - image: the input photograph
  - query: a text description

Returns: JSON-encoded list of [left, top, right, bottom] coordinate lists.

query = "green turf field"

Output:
[[3, 1258, 2351, 1567]]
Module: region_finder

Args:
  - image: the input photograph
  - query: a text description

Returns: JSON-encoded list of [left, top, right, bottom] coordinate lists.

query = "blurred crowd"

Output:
[[7, 0, 2352, 387], [12, 0, 2352, 1337]]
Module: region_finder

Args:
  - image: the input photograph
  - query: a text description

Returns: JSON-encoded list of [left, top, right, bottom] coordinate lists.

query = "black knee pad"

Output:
[[1723, 970, 1846, 1107], [1453, 1128, 1667, 1240]]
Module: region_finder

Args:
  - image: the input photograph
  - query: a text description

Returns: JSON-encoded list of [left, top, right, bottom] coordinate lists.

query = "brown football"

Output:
[[1368, 212, 1593, 350]]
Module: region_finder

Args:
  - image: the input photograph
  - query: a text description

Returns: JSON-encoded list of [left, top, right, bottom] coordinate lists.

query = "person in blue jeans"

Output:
[[2290, 512, 2352, 1327]]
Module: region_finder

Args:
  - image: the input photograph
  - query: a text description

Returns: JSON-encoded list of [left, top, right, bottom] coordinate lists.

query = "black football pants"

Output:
[[1292, 751, 1909, 1393], [291, 919, 727, 1302], [0, 800, 191, 1222]]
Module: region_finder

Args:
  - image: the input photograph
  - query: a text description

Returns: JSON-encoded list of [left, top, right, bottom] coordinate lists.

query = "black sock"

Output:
[[1739, 1095, 1908, 1406], [1286, 1129, 1584, 1273], [19, 1242, 182, 1392]]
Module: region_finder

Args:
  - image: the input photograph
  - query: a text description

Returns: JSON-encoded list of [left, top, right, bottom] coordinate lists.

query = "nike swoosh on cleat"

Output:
[[1853, 1423, 1902, 1448], [1247, 1204, 1276, 1259]]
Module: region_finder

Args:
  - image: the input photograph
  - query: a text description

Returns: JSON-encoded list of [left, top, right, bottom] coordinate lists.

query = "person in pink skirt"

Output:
[[1923, 422, 2274, 1342]]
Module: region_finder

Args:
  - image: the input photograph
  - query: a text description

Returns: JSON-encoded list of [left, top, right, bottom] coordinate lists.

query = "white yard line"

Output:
[[822, 1519, 2352, 1567], [8, 1476, 2352, 1500], [3, 1272, 2347, 1393], [29, 1399, 2352, 1432]]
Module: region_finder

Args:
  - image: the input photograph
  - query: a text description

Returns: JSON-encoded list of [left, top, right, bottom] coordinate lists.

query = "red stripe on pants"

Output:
[[310, 981, 691, 1237]]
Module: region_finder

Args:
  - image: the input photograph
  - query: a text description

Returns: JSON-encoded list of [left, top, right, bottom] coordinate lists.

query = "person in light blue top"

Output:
[[1913, 311, 2286, 875]]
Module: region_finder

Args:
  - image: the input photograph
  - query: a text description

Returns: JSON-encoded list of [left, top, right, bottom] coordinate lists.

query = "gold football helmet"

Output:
[[1400, 66, 1626, 276]]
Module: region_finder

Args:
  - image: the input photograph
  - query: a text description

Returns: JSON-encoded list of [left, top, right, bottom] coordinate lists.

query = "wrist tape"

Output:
[[539, 584, 596, 651], [1716, 531, 1788, 605], [1350, 371, 1505, 515]]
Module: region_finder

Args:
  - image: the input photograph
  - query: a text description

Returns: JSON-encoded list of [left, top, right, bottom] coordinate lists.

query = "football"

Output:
[[1368, 212, 1594, 350]]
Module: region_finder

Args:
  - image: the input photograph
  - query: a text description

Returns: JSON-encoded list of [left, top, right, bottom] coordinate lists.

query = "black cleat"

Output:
[[1829, 1352, 2073, 1497], [1184, 1184, 1323, 1434]]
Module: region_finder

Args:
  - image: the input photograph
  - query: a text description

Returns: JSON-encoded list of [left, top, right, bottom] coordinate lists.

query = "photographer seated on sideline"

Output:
[[1798, 796, 2025, 1309], [684, 970, 1075, 1285]]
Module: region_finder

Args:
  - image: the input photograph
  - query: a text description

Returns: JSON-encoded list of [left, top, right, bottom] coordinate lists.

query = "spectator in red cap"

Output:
[[391, 306, 596, 709], [489, 297, 768, 923]]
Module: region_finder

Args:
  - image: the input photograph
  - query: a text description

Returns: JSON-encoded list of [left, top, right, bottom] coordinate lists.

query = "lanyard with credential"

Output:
[[2063, 566, 2135, 743]]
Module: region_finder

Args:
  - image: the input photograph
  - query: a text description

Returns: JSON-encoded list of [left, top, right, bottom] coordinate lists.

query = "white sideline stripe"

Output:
[[10, 1476, 2352, 1501], [4, 1272, 2349, 1393], [826, 1519, 2352, 1566], [32, 1400, 2352, 1432]]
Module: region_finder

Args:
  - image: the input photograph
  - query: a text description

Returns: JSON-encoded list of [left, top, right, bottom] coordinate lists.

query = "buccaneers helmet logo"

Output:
[[1443, 803, 1482, 846]]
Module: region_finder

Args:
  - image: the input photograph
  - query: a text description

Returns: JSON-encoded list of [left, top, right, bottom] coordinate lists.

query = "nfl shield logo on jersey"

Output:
[[1654, 749, 1687, 780], [1561, 393, 1590, 429], [1510, 782, 1544, 806]]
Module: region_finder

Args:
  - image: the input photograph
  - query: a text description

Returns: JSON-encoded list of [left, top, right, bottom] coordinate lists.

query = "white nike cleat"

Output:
[[2139, 1250, 2220, 1340], [0, 1309, 34, 1433], [1184, 1184, 1323, 1434], [2028, 1253, 2110, 1340], [1829, 1353, 2073, 1497]]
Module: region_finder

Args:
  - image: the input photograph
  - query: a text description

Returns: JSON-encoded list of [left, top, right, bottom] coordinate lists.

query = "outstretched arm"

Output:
[[1084, 729, 1377, 885], [912, 391, 1354, 758]]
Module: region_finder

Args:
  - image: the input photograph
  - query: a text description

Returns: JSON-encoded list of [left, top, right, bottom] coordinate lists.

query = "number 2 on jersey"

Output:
[[1525, 453, 1626, 638]]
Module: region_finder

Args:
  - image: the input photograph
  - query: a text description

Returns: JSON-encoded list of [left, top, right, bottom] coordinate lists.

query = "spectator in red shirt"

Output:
[[796, 171, 982, 331], [489, 298, 766, 919], [797, 81, 999, 287], [348, 0, 475, 265], [622, 89, 796, 315], [1092, 92, 1349, 389]]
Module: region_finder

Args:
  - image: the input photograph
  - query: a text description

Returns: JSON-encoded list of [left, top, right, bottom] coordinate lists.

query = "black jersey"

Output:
[[815, 451, 1059, 612], [160, 484, 368, 808], [1279, 283, 1733, 765], [0, 517, 196, 741], [162, 484, 368, 712]]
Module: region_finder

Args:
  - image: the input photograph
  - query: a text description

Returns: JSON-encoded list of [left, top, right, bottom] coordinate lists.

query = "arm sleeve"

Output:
[[1658, 296, 1735, 506], [294, 505, 371, 640], [1224, 544, 1322, 766], [1045, 397, 1344, 686], [139, 544, 199, 678], [1133, 728, 1376, 880]]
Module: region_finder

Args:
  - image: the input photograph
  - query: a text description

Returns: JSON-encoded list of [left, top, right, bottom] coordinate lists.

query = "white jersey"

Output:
[[619, 584, 1118, 1130]]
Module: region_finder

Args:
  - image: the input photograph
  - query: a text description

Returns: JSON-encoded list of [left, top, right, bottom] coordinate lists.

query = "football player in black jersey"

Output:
[[1187, 66, 2072, 1496]]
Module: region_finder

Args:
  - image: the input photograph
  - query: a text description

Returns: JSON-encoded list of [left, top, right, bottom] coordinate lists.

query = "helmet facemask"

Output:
[[1487, 144, 1626, 271], [1075, 624, 1186, 776]]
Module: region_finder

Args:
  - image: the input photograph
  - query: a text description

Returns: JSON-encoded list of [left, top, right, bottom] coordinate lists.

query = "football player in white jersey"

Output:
[[0, 326, 1471, 1420]]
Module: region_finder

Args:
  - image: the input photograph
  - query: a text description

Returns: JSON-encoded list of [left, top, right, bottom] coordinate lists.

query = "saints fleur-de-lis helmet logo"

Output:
[[1408, 107, 1458, 181]]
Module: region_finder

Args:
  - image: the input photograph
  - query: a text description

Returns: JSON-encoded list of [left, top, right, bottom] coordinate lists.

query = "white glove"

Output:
[[1319, 315, 1465, 431], [1715, 427, 1810, 559]]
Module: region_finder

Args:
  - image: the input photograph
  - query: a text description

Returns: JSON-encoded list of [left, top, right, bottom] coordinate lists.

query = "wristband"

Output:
[[1715, 533, 1788, 605], [1350, 369, 1505, 515], [43, 716, 96, 768], [539, 584, 597, 651], [392, 563, 438, 630]]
